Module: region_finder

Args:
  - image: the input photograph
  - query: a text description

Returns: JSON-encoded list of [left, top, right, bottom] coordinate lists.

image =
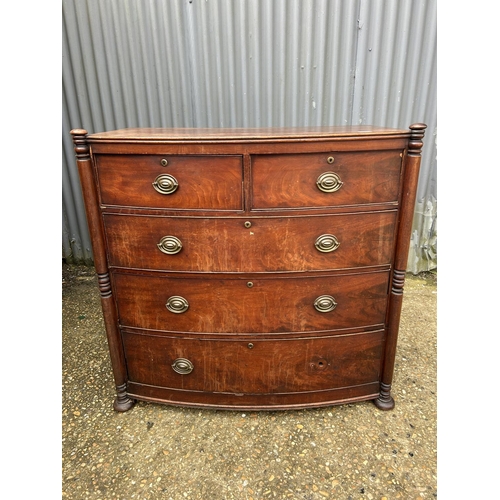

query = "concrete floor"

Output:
[[62, 264, 436, 500]]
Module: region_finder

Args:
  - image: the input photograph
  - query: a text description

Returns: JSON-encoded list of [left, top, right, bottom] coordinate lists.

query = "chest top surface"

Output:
[[86, 126, 410, 143]]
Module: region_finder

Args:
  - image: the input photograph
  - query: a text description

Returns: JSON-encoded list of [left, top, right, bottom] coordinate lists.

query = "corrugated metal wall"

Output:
[[62, 0, 437, 272]]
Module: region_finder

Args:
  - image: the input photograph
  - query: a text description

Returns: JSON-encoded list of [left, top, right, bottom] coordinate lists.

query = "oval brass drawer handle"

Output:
[[157, 235, 183, 255], [316, 172, 343, 193], [315, 234, 340, 253], [166, 296, 189, 314], [314, 295, 337, 313], [172, 358, 194, 375], [152, 173, 178, 195]]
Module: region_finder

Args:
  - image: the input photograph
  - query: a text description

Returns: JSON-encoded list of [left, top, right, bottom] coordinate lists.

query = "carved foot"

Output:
[[373, 382, 395, 411], [113, 383, 135, 412]]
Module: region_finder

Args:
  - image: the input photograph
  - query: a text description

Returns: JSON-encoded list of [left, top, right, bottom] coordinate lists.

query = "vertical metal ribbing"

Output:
[[63, 0, 436, 269]]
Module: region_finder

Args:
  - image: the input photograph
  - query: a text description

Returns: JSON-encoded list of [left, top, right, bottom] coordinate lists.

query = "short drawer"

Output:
[[95, 154, 243, 210], [103, 211, 397, 272], [251, 150, 402, 209], [122, 330, 384, 394], [113, 271, 389, 333]]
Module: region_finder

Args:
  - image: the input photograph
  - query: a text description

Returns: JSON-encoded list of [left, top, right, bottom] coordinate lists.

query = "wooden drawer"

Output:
[[251, 150, 402, 209], [95, 154, 243, 209], [104, 211, 397, 272], [113, 271, 389, 333], [122, 330, 384, 394]]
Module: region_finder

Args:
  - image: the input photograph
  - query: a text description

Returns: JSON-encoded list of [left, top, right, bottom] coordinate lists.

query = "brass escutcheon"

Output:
[[244, 221, 252, 228], [160, 158, 168, 167], [247, 343, 254, 349], [157, 235, 183, 255], [247, 282, 254, 288], [327, 156, 335, 164]]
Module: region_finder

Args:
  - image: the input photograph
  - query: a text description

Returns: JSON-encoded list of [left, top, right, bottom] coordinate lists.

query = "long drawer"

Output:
[[103, 211, 398, 272], [122, 330, 385, 394], [251, 150, 402, 209], [95, 154, 243, 209], [112, 271, 389, 333]]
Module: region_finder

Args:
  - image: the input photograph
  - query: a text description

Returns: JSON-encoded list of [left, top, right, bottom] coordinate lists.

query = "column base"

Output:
[[113, 383, 136, 412], [373, 382, 395, 411]]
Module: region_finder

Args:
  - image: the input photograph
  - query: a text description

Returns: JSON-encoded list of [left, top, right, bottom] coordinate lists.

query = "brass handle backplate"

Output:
[[166, 296, 189, 314], [316, 172, 343, 193], [157, 235, 183, 255], [152, 173, 178, 195], [315, 234, 340, 253], [314, 295, 337, 313], [172, 358, 194, 374]]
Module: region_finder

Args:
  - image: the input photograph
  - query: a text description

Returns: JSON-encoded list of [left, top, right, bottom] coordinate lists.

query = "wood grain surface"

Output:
[[122, 330, 384, 394], [96, 154, 243, 209], [251, 150, 402, 209], [103, 211, 397, 272], [112, 270, 389, 333]]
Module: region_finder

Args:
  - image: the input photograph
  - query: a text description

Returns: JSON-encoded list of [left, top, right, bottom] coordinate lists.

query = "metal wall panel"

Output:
[[63, 0, 436, 272], [353, 0, 437, 272]]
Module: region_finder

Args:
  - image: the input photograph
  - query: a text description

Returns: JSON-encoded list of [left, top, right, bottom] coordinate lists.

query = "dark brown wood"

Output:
[[70, 129, 135, 412], [90, 137, 409, 156], [112, 270, 390, 333], [375, 123, 427, 410], [251, 150, 403, 209], [126, 381, 381, 410], [122, 330, 384, 393], [71, 125, 425, 412], [87, 125, 409, 142], [96, 154, 243, 210], [102, 211, 398, 272]]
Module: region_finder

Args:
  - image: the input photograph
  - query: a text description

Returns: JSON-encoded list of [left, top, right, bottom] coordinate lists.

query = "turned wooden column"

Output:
[[70, 129, 135, 412], [374, 123, 427, 410]]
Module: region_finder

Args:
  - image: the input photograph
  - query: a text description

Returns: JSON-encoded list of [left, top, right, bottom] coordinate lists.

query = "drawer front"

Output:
[[122, 331, 384, 393], [104, 211, 397, 272], [113, 271, 389, 333], [96, 154, 243, 209], [251, 150, 402, 209]]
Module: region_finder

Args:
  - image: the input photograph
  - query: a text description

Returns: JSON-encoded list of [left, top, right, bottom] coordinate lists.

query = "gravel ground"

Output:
[[62, 264, 437, 500]]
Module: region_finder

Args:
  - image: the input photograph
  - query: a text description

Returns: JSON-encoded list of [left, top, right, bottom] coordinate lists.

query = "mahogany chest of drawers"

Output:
[[71, 125, 426, 412]]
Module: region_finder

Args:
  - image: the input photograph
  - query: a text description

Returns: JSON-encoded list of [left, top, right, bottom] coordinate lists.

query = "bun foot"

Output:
[[113, 383, 135, 412], [373, 382, 395, 411]]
